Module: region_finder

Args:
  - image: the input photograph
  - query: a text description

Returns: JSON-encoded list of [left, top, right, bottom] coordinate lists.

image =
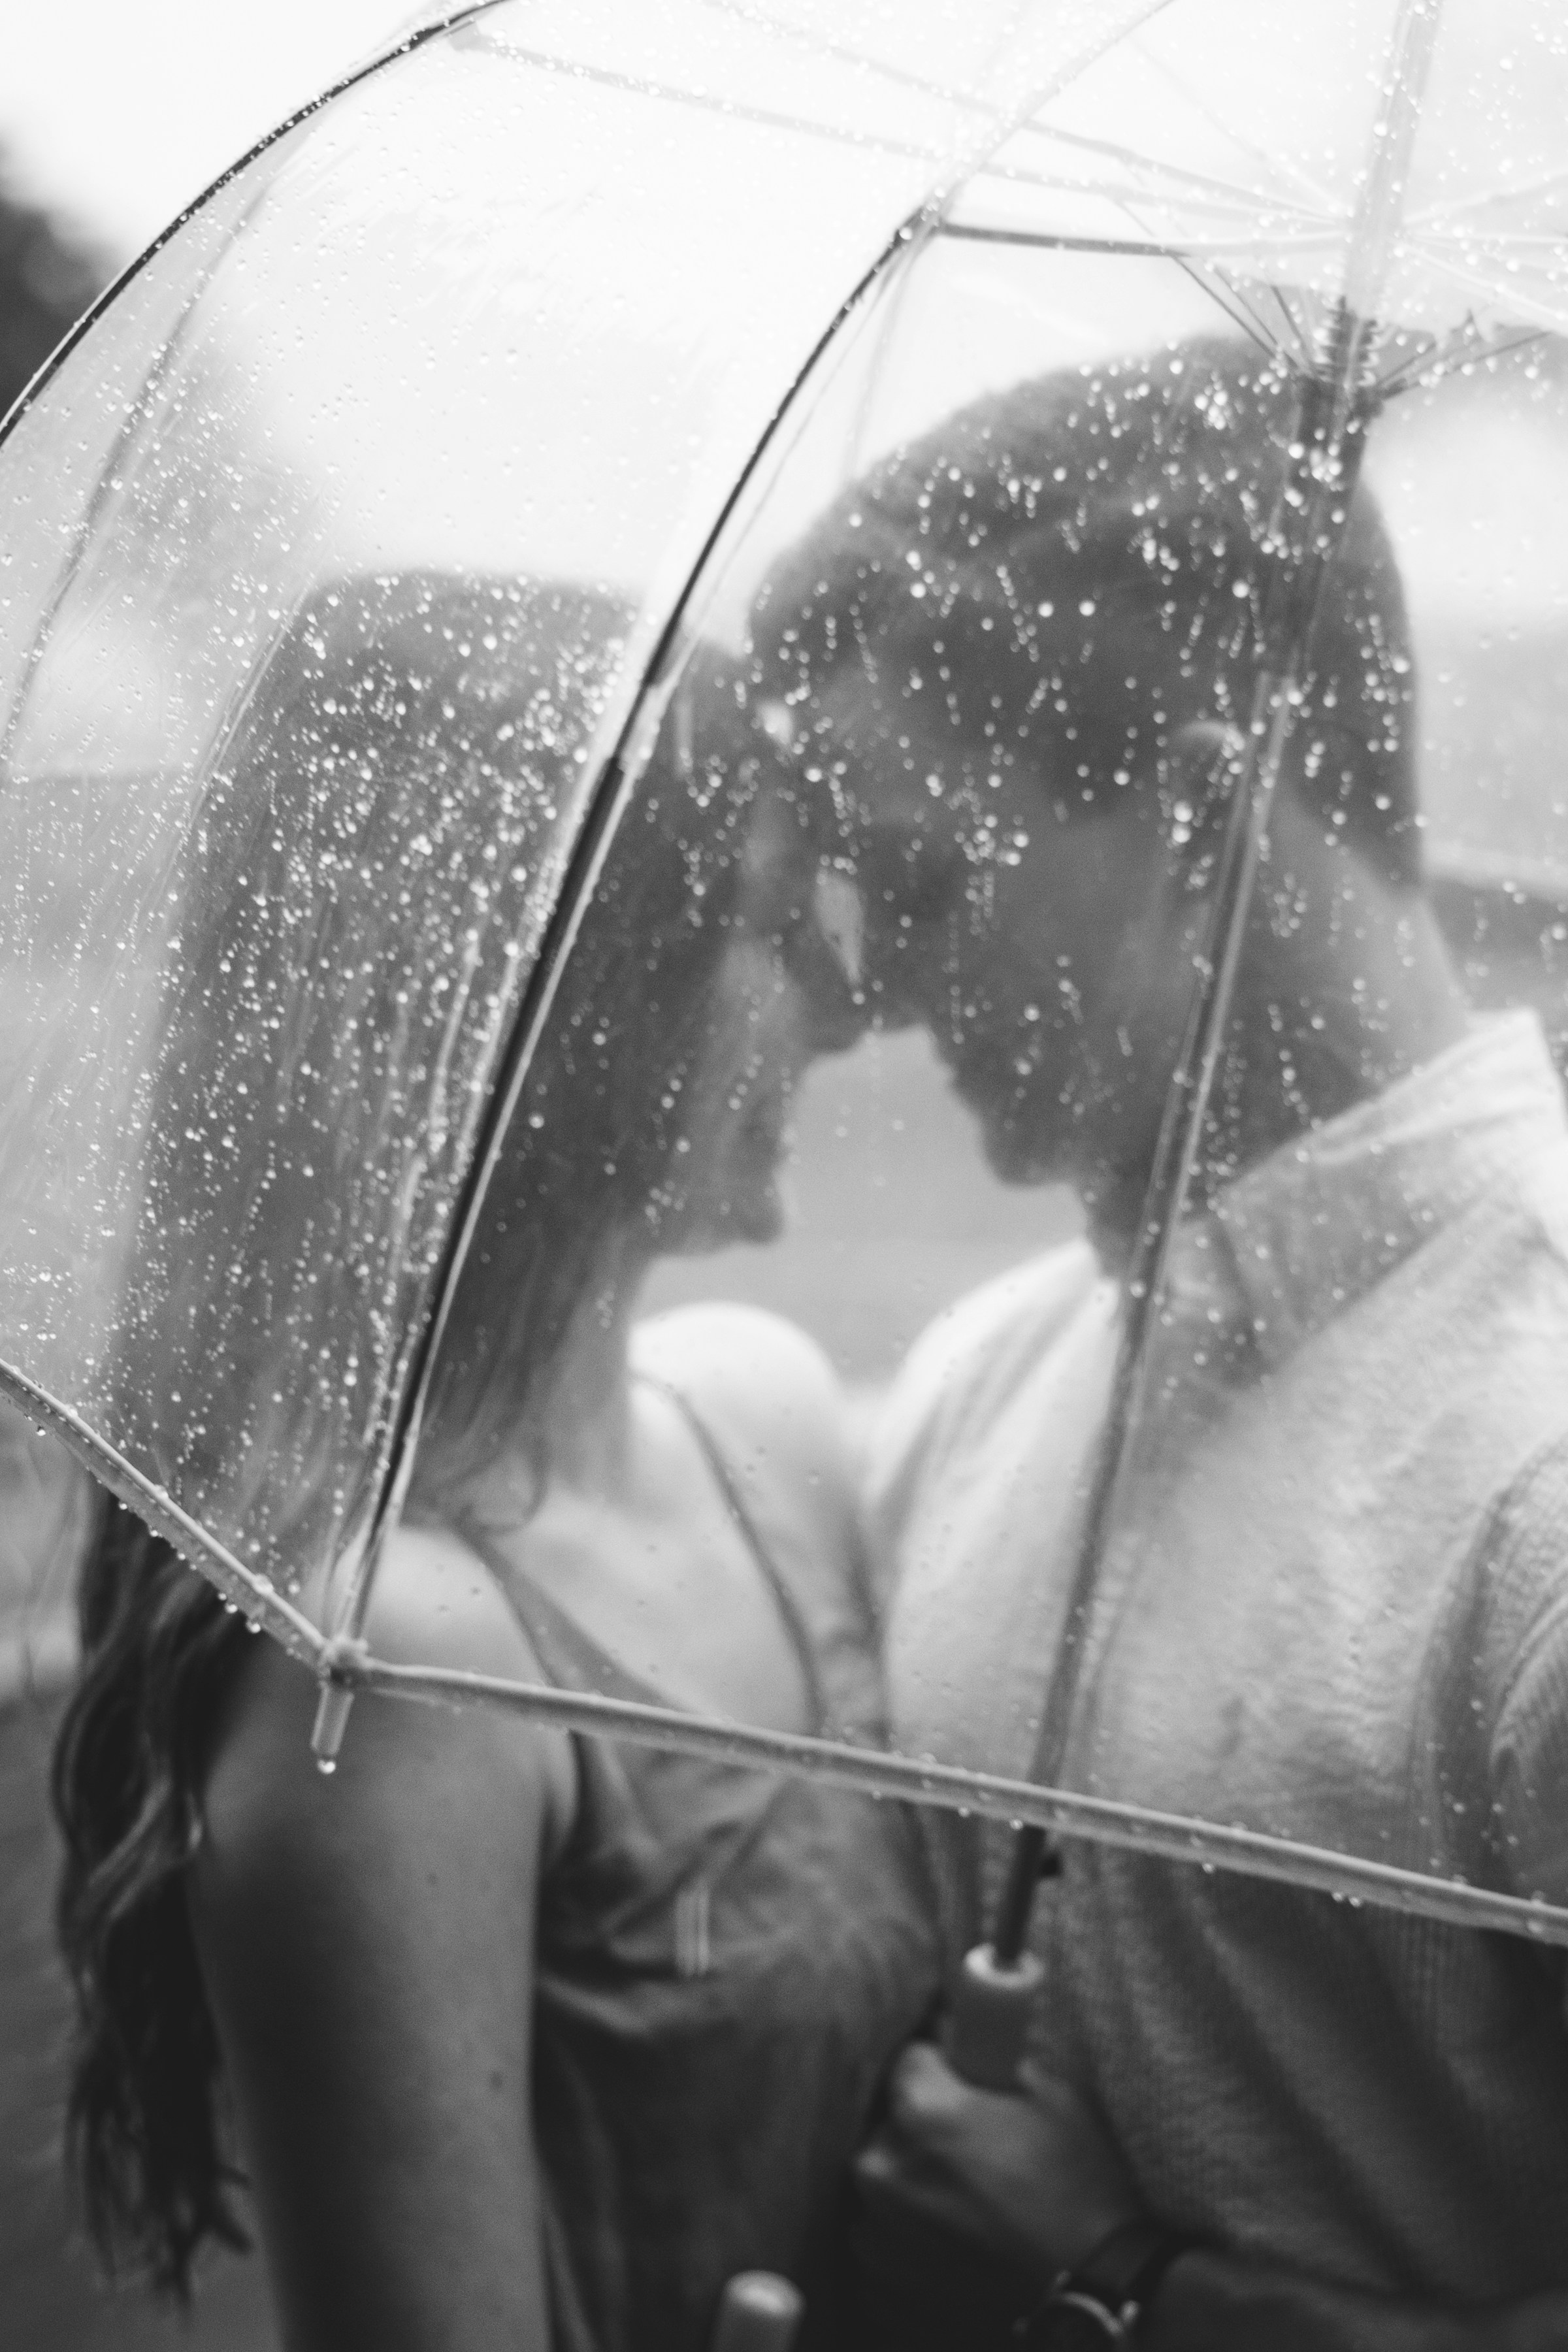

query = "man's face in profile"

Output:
[[812, 674, 1183, 1202]]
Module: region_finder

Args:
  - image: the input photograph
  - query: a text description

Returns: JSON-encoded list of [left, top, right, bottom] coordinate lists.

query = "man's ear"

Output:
[[1156, 720, 1247, 893]]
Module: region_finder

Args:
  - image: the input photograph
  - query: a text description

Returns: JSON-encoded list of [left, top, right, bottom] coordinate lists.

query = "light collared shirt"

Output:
[[872, 1010, 1568, 2295]]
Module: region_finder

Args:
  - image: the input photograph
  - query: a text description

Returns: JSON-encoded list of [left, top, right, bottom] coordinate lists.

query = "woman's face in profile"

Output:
[[662, 932, 813, 1254]]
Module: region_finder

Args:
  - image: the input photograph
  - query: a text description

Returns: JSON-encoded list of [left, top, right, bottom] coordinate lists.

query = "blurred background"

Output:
[[1, 10, 415, 2343], [2, 0, 415, 261], [5, 0, 1568, 2334]]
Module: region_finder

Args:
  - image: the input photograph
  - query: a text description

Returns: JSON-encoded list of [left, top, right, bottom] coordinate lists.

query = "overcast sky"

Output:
[[1, 0, 416, 262], [3, 0, 1563, 640]]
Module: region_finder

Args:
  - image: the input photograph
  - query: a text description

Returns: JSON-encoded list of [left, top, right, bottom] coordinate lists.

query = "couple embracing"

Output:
[[56, 340, 1568, 2349]]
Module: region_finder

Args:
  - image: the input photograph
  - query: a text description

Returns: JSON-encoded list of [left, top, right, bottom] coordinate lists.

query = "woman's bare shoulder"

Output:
[[636, 1303, 847, 1446], [634, 1301, 862, 1531], [362, 1520, 543, 1673], [189, 1526, 568, 2343], [199, 1522, 574, 1901]]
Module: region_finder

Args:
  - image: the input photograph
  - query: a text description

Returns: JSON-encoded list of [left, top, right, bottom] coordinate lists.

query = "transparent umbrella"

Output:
[[3, 0, 1568, 1969]]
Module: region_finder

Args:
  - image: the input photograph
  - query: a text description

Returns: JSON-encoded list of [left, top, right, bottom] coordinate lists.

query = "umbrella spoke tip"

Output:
[[311, 1655, 365, 1769]]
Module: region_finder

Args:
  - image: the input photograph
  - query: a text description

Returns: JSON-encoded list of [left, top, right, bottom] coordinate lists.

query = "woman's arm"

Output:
[[192, 1531, 574, 2352]]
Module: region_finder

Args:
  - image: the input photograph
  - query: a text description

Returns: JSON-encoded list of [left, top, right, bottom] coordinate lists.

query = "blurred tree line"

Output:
[[0, 153, 107, 417]]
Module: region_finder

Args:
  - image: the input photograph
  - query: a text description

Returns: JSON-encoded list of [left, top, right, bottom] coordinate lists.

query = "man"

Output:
[[754, 338, 1568, 2342]]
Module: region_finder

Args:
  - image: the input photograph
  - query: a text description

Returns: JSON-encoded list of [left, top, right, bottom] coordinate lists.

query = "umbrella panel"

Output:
[[0, 0, 959, 1606], [399, 218, 1568, 1942]]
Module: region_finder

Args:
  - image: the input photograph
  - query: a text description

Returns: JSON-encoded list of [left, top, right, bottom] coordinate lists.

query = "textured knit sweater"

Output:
[[874, 1011, 1568, 2296]]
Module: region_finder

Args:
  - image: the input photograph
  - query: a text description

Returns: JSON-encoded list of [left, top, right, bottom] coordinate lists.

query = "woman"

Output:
[[53, 575, 939, 2351]]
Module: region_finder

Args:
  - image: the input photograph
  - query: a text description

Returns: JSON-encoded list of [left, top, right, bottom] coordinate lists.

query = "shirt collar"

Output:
[[1162, 1010, 1568, 1373]]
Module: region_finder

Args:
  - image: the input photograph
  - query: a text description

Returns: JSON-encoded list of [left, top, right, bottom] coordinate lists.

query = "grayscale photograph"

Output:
[[2, 1, 1567, 2345]]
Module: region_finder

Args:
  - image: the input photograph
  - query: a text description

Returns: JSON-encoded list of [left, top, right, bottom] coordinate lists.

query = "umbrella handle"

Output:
[[944, 1942, 1045, 2091], [949, 1822, 1054, 2089], [710, 2272, 805, 2351]]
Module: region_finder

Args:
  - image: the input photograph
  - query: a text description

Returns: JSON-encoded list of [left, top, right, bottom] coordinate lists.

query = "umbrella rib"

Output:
[[1173, 257, 1292, 360], [1262, 278, 1318, 368], [843, 228, 924, 479], [939, 220, 1344, 262], [1224, 277, 1298, 361], [339, 1654, 1568, 1948], [0, 1356, 326, 1665], [1407, 228, 1568, 253], [476, 38, 959, 165], [1406, 163, 1568, 225], [690, 0, 1333, 227], [1394, 241, 1568, 338], [939, 221, 1237, 259], [1000, 122, 1335, 227], [1367, 318, 1471, 397], [976, 162, 1331, 227], [1124, 33, 1341, 216], [1183, 265, 1279, 355], [1459, 325, 1550, 368], [1375, 321, 1549, 399], [692, 0, 1006, 114], [1368, 310, 1475, 395]]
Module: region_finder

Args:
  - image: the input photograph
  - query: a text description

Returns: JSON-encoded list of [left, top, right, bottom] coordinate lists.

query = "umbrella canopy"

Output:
[[3, 0, 1567, 1944]]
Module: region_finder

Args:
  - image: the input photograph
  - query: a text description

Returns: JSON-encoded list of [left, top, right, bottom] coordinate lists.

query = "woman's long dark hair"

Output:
[[52, 1502, 254, 2291], [53, 578, 799, 2293]]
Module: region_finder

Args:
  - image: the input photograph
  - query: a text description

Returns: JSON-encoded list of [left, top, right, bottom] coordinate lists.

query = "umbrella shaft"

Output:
[[1343, 0, 1446, 325], [986, 344, 1377, 1949], [993, 1822, 1054, 1964]]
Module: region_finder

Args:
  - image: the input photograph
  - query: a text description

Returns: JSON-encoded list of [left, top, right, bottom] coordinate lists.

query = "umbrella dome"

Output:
[[3, 0, 1567, 1945]]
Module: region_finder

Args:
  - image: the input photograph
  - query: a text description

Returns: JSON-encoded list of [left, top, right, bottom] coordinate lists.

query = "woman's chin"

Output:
[[664, 1179, 785, 1258]]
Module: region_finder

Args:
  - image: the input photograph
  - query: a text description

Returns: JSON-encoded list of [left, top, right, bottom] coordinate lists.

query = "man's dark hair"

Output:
[[755, 335, 1421, 886]]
